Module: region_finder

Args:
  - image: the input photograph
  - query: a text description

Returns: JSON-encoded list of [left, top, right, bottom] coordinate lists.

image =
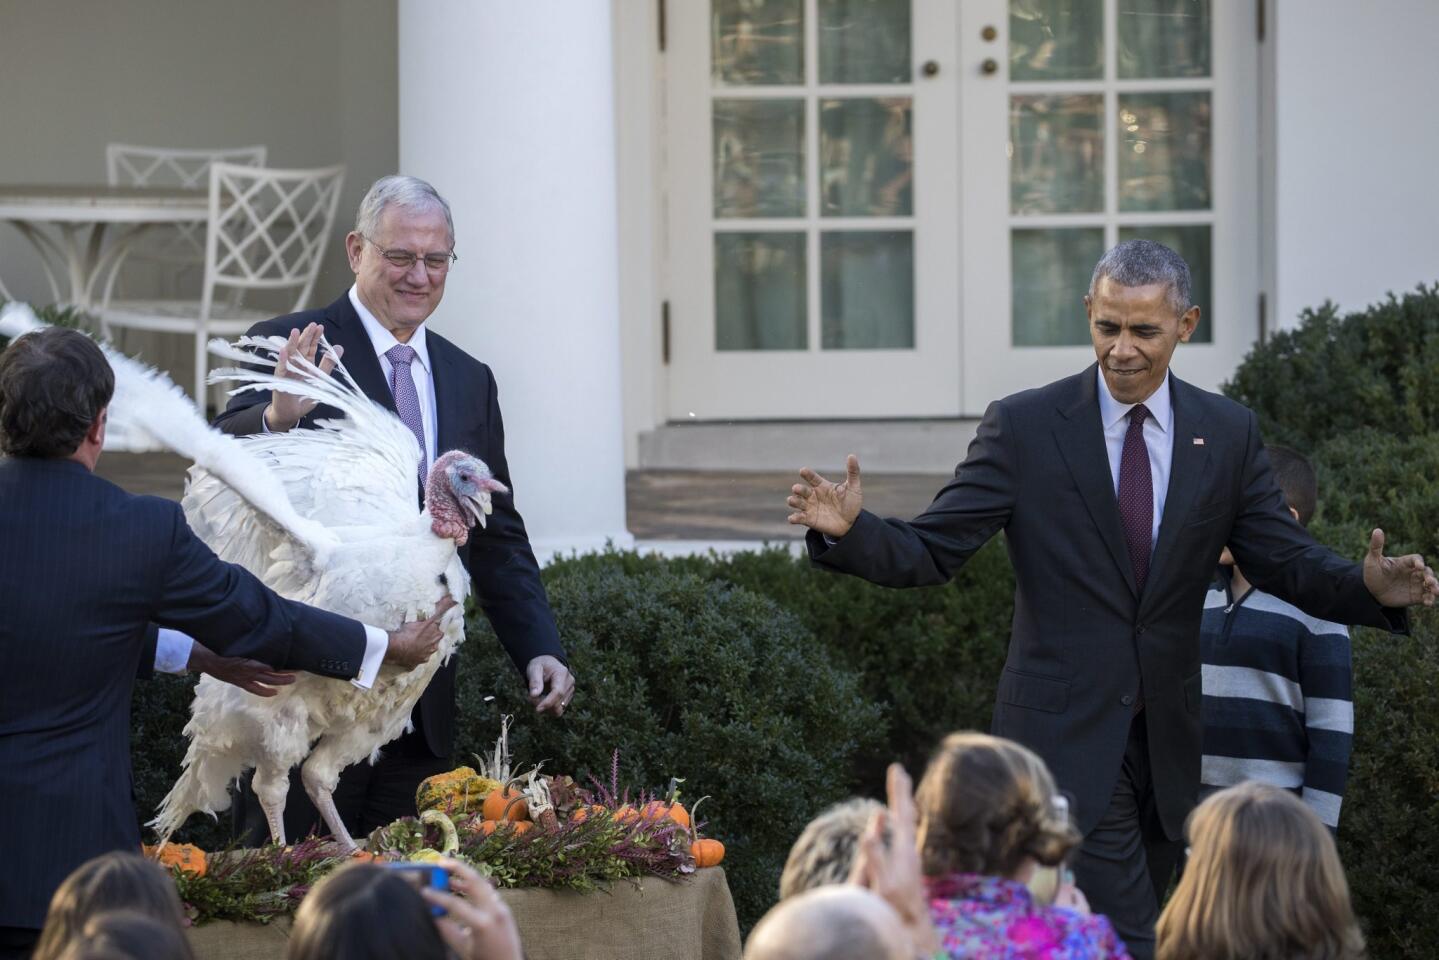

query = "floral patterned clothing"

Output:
[[926, 873, 1133, 960]]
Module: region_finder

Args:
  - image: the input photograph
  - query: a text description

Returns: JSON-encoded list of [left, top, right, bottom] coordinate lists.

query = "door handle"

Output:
[[981, 58, 999, 75], [921, 60, 940, 77]]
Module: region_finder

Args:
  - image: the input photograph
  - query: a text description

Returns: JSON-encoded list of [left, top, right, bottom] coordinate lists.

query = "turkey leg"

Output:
[[301, 749, 358, 852], [251, 762, 291, 847]]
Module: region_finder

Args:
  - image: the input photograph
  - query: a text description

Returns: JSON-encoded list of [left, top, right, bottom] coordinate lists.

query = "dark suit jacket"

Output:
[[0, 457, 367, 928], [213, 293, 563, 757], [809, 366, 1402, 839]]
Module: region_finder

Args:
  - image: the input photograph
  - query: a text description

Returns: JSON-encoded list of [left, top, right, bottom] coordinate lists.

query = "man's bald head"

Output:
[[743, 885, 910, 960]]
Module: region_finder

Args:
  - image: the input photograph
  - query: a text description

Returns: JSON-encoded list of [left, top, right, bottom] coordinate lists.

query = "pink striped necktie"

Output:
[[384, 343, 427, 488]]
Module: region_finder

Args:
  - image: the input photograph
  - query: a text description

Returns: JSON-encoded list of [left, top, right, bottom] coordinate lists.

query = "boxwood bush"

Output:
[[454, 563, 885, 931]]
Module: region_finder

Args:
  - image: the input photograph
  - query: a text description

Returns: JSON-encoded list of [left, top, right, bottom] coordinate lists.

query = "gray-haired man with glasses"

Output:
[[213, 175, 574, 844]]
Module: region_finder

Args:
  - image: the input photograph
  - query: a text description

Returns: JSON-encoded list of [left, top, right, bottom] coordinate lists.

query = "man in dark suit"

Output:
[[215, 175, 573, 844], [786, 240, 1437, 958], [0, 328, 445, 958]]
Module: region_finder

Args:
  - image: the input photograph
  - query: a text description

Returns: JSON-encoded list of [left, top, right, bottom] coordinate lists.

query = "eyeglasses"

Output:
[[362, 235, 457, 273]]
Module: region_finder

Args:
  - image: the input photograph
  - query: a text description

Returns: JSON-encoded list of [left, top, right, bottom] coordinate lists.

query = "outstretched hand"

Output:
[[1363, 528, 1439, 608], [264, 322, 344, 431], [787, 454, 864, 539]]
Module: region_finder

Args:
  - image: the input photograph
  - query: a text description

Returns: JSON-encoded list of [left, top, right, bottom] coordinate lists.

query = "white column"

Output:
[[398, 1, 630, 556]]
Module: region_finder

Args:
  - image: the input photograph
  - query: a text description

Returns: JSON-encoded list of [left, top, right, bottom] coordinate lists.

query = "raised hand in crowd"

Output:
[[848, 763, 941, 959], [423, 859, 524, 960], [1361, 528, 1439, 607], [787, 454, 864, 539]]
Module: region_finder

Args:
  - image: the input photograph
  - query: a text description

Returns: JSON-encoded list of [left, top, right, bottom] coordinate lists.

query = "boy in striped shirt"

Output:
[[1199, 444, 1353, 830]]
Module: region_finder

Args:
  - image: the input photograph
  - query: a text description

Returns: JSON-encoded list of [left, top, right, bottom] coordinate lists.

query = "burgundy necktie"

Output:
[[1118, 404, 1153, 592], [384, 343, 427, 488]]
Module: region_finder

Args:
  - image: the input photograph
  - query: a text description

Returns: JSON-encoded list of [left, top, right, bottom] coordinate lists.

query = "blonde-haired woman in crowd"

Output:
[[916, 732, 1132, 959], [1156, 782, 1364, 960]]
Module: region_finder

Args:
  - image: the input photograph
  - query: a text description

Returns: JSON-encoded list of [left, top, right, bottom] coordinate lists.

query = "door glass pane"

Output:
[[1010, 95, 1104, 214], [1119, 224, 1212, 342], [1009, 0, 1103, 81], [1012, 228, 1104, 346], [819, 0, 911, 84], [821, 98, 913, 216], [712, 0, 804, 85], [1118, 92, 1211, 211], [713, 99, 806, 218], [821, 231, 914, 348], [715, 232, 808, 350], [1118, 0, 1211, 79]]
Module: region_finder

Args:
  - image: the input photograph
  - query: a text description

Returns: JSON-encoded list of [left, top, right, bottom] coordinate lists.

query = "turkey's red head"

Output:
[[426, 450, 508, 546]]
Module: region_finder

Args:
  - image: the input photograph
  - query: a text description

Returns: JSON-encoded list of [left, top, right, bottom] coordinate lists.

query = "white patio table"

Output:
[[0, 184, 207, 310]]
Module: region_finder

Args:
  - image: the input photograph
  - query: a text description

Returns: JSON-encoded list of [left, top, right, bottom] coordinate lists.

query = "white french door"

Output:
[[665, 0, 961, 419], [663, 0, 1258, 420]]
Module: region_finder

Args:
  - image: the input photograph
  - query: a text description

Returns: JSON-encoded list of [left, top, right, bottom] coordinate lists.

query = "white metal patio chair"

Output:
[[98, 161, 346, 407], [104, 144, 267, 296]]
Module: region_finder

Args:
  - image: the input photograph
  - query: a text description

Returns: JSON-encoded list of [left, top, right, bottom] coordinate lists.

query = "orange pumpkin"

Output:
[[642, 800, 690, 829], [479, 820, 500, 836], [511, 820, 534, 835], [142, 843, 208, 877], [690, 838, 724, 867], [570, 803, 609, 823], [482, 786, 530, 822], [614, 805, 641, 824]]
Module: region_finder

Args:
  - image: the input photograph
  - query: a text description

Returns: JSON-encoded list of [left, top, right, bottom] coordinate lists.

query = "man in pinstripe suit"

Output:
[[0, 328, 445, 956]]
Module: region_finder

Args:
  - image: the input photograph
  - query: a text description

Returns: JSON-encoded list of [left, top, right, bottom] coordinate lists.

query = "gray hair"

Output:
[[354, 175, 455, 247], [779, 798, 886, 900], [1089, 239, 1192, 316]]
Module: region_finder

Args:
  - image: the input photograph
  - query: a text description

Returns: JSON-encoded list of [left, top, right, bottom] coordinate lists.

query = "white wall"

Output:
[[397, 1, 630, 551], [1271, 0, 1439, 328], [0, 0, 397, 328]]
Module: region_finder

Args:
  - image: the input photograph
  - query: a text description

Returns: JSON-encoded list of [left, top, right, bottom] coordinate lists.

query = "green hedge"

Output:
[[453, 564, 885, 931]]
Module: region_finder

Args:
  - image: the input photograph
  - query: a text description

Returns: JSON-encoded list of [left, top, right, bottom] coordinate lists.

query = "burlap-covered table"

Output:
[[186, 866, 742, 960]]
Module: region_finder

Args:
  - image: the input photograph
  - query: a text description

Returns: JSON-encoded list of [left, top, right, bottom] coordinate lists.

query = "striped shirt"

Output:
[[1199, 571, 1353, 828]]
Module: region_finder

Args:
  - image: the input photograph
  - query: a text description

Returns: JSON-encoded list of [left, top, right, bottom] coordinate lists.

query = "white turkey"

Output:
[[155, 335, 509, 852], [1, 304, 504, 852]]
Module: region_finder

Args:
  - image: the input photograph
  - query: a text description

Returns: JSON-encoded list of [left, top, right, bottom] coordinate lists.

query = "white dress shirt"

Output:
[[1095, 367, 1174, 552], [349, 285, 438, 472]]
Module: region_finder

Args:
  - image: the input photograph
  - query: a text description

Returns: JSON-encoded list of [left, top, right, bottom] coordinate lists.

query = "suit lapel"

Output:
[[324, 296, 397, 415], [1052, 367, 1139, 599], [429, 337, 466, 454], [1142, 375, 1211, 612]]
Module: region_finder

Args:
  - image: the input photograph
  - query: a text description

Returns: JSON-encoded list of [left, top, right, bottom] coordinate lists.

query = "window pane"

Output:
[[1119, 224, 1212, 342], [1118, 0, 1211, 79], [1010, 94, 1104, 214], [712, 0, 804, 85], [1009, 0, 1103, 81], [1118, 92, 1211, 211], [821, 231, 914, 349], [821, 98, 913, 216], [819, 0, 911, 84], [715, 232, 808, 350], [1012, 228, 1104, 346], [714, 99, 806, 218]]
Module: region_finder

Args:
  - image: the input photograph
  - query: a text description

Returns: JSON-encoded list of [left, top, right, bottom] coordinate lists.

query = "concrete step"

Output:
[[637, 419, 979, 473]]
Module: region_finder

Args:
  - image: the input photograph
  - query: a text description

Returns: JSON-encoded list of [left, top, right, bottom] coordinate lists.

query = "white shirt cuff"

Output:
[[155, 628, 196, 674], [351, 624, 389, 690]]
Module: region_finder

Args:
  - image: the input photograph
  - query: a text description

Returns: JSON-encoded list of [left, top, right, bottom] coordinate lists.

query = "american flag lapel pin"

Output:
[[1193, 437, 1205, 445]]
